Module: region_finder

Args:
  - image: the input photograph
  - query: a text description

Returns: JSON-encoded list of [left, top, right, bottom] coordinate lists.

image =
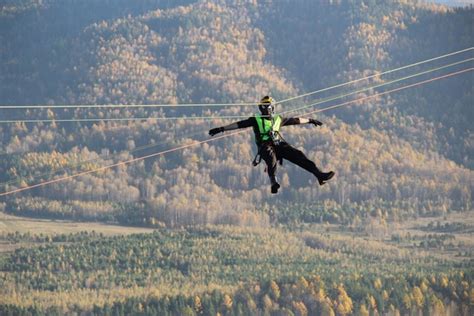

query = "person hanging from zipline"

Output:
[[209, 95, 335, 194]]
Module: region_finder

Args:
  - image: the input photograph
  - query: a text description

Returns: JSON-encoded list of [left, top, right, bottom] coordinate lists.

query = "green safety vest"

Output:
[[254, 114, 282, 145]]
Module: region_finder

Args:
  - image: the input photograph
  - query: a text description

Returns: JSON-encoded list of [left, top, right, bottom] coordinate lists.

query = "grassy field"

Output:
[[0, 212, 154, 253], [0, 212, 154, 235]]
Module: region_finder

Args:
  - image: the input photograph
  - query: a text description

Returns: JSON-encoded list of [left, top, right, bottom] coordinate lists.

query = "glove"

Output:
[[309, 118, 323, 126], [209, 127, 224, 136]]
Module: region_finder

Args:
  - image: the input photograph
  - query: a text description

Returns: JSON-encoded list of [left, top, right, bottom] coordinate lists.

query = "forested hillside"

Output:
[[0, 0, 472, 228], [0, 1, 473, 314]]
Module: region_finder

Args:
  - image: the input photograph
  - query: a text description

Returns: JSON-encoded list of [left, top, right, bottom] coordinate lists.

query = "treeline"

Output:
[[1, 272, 472, 315], [1, 230, 103, 244], [418, 221, 473, 233]]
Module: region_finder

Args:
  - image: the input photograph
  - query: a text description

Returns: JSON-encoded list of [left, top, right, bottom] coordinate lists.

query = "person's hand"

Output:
[[209, 127, 224, 136], [309, 119, 323, 126]]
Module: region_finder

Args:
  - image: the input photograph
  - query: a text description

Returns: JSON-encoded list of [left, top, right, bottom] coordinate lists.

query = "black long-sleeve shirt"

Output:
[[221, 116, 310, 145], [222, 116, 307, 132]]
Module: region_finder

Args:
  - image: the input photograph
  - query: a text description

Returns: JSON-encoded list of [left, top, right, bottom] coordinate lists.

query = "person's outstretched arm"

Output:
[[209, 117, 254, 136], [281, 117, 323, 127]]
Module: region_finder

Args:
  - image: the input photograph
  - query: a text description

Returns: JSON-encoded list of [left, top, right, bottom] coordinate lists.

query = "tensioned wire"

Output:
[[0, 60, 471, 180], [0, 46, 471, 111], [5, 59, 469, 187], [3, 53, 441, 156], [279, 58, 473, 116], [276, 46, 473, 105], [0, 130, 245, 197], [0, 127, 215, 189], [300, 67, 473, 117], [0, 57, 471, 124], [0, 53, 468, 159], [0, 67, 471, 197], [0, 59, 471, 186]]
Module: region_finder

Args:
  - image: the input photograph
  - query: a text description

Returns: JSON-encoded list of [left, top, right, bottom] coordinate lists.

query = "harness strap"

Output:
[[252, 152, 262, 166], [252, 144, 264, 166]]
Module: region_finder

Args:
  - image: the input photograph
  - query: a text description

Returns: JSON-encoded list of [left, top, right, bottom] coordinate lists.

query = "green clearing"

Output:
[[0, 212, 154, 253], [0, 212, 154, 236]]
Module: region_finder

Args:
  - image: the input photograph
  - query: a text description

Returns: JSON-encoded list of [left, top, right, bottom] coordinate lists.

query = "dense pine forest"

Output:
[[0, 0, 473, 314], [1, 223, 473, 315]]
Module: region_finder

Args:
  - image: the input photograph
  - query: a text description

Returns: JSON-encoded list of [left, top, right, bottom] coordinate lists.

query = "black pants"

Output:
[[259, 141, 322, 181]]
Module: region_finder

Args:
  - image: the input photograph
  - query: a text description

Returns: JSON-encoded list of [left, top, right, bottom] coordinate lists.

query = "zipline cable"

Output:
[[0, 102, 256, 110], [1, 62, 471, 188], [0, 131, 244, 197], [0, 114, 251, 124], [0, 127, 212, 188], [1, 57, 472, 124], [279, 58, 473, 116], [277, 46, 473, 105], [0, 47, 471, 111], [1, 54, 470, 160], [300, 67, 473, 116], [1, 67, 471, 197]]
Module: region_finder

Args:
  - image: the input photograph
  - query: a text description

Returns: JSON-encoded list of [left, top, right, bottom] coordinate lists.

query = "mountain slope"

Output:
[[0, 0, 472, 226]]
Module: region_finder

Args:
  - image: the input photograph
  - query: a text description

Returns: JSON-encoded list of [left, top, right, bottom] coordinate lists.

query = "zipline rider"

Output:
[[209, 96, 335, 194]]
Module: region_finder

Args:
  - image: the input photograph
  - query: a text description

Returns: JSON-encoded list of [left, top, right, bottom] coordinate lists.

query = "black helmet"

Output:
[[258, 95, 275, 115]]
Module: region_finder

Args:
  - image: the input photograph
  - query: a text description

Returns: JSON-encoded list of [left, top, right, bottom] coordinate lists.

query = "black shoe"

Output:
[[271, 182, 280, 194], [318, 171, 335, 185]]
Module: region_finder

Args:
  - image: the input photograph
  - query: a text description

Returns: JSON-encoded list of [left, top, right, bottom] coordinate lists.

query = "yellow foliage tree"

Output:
[[222, 294, 232, 310], [297, 276, 309, 290], [374, 277, 382, 290], [359, 304, 369, 316], [336, 284, 353, 315], [402, 293, 411, 311], [270, 280, 280, 301], [193, 295, 202, 314], [367, 294, 377, 311], [320, 300, 335, 316], [440, 275, 449, 288], [431, 295, 445, 316], [292, 301, 308, 316], [262, 294, 273, 312], [412, 286, 424, 309]]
